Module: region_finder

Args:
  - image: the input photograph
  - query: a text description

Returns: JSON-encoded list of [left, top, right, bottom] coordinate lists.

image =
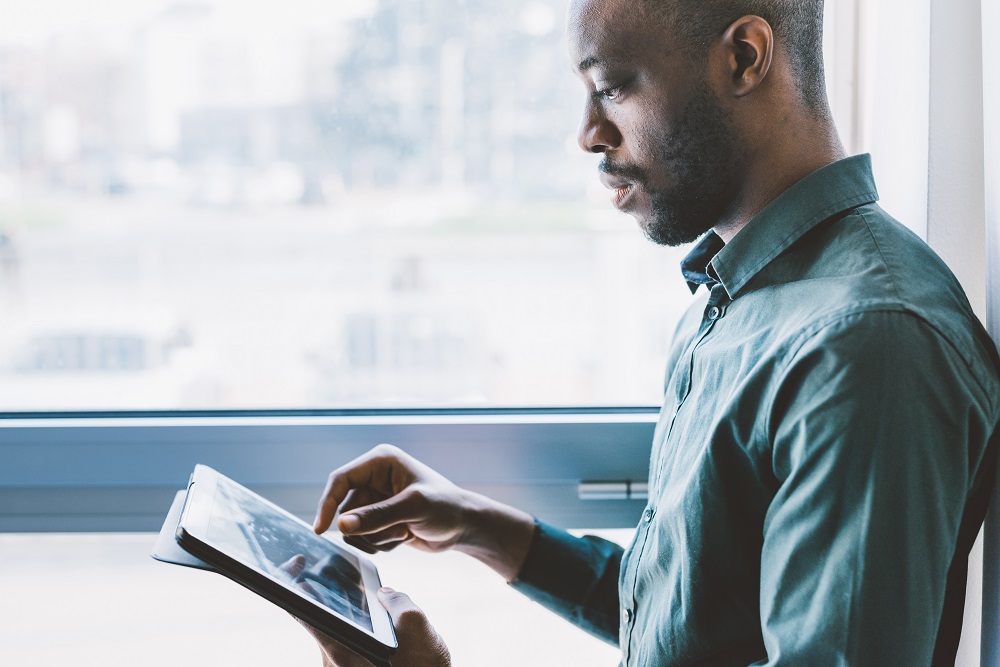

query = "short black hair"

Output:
[[648, 0, 828, 115]]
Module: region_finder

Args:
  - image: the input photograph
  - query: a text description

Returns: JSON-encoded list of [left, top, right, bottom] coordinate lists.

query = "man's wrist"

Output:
[[453, 489, 535, 582]]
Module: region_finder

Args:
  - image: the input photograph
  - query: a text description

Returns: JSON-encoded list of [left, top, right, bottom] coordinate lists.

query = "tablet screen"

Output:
[[203, 474, 373, 632]]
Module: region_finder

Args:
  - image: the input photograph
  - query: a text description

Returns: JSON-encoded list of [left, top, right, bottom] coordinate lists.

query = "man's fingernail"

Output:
[[378, 587, 394, 595], [340, 514, 361, 532]]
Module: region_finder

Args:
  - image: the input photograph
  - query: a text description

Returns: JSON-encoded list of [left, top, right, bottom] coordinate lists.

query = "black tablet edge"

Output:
[[175, 472, 396, 665], [175, 525, 395, 666]]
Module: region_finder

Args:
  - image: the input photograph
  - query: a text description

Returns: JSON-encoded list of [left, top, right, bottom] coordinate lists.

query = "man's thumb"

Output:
[[338, 500, 396, 534], [377, 588, 451, 665], [377, 587, 424, 624], [339, 490, 420, 535]]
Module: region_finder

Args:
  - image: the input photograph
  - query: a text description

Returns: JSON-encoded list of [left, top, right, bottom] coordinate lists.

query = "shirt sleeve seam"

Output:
[[856, 208, 903, 302]]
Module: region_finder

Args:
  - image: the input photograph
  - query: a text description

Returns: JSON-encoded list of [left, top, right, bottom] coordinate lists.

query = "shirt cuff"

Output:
[[510, 518, 580, 597]]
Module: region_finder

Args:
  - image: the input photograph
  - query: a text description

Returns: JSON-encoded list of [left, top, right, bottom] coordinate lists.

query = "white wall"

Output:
[[980, 0, 1000, 660], [926, 0, 989, 664], [824, 0, 930, 238]]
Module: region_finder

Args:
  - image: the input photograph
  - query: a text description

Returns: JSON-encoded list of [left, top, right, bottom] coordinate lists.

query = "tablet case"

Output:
[[151, 490, 213, 570], [151, 490, 393, 667]]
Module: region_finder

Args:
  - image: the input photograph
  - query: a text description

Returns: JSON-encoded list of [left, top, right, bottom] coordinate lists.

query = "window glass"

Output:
[[0, 0, 928, 412], [0, 1, 934, 412], [0, 0, 694, 411]]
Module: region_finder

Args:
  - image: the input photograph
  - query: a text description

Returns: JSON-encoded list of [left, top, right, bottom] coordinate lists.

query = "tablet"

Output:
[[176, 465, 397, 665]]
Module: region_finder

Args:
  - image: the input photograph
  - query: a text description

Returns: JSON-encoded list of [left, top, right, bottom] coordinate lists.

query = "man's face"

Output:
[[568, 0, 742, 246]]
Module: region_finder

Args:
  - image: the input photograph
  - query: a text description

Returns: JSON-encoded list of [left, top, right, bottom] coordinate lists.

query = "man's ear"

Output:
[[718, 15, 773, 98]]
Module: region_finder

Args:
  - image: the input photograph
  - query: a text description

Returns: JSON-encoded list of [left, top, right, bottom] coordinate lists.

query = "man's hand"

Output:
[[279, 556, 450, 667], [297, 588, 451, 667], [313, 444, 469, 555], [313, 444, 535, 581]]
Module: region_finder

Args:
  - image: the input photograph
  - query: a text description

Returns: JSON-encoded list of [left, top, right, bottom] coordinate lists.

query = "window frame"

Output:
[[0, 407, 657, 532]]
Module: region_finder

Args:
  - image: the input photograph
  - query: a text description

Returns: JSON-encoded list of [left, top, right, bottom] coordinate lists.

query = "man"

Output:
[[300, 0, 1000, 664]]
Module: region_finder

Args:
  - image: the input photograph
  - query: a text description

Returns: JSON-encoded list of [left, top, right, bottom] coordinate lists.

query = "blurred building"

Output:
[[328, 0, 577, 197]]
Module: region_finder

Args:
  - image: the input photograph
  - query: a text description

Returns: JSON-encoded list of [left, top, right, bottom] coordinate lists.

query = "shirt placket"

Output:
[[621, 284, 729, 666]]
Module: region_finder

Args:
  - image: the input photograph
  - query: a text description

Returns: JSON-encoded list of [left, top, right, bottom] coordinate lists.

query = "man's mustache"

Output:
[[599, 158, 647, 185]]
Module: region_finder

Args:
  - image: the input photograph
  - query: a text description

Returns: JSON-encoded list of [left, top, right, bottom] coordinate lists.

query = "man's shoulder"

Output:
[[762, 204, 976, 337], [766, 203, 944, 298], [742, 203, 999, 400]]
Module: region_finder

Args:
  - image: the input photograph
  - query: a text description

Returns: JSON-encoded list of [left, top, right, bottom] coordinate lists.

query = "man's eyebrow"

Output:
[[577, 56, 602, 72]]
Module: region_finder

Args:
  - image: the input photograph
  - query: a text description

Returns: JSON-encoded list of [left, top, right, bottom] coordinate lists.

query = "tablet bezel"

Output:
[[176, 464, 397, 662]]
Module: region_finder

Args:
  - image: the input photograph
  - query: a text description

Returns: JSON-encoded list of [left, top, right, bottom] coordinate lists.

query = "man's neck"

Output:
[[713, 120, 846, 244]]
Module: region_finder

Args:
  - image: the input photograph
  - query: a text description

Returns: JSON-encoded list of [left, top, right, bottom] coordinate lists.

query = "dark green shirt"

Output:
[[513, 155, 1000, 666]]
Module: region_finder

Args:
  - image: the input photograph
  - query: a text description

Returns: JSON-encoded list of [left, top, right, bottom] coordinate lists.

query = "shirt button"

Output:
[[707, 306, 722, 320], [622, 607, 633, 624], [643, 507, 655, 522]]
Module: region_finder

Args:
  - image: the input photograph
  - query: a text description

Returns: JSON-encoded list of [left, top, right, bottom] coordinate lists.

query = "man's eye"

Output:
[[598, 85, 623, 101]]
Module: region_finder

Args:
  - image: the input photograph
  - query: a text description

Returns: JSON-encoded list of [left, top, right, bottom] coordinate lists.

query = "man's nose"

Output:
[[577, 104, 622, 154]]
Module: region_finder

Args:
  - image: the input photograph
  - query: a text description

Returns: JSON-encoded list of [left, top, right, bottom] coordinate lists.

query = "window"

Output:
[[0, 0, 693, 412]]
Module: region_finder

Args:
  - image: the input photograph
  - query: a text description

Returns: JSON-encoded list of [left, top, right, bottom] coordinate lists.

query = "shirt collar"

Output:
[[680, 154, 879, 298], [681, 232, 725, 294]]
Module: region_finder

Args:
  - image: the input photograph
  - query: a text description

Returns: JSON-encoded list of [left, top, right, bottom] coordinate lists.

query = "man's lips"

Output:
[[600, 173, 636, 210], [612, 183, 634, 208]]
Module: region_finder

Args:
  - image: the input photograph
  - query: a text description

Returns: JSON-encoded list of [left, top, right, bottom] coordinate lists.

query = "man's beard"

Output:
[[600, 82, 741, 247]]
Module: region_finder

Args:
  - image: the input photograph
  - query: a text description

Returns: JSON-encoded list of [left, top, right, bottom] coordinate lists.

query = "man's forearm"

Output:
[[453, 490, 535, 582]]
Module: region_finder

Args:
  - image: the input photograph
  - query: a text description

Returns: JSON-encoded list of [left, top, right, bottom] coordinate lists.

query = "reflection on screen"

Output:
[[205, 477, 372, 631]]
